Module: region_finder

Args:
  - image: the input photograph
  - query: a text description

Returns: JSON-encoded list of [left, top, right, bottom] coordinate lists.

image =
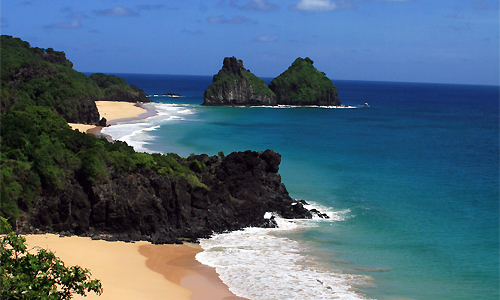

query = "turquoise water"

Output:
[[103, 74, 499, 299]]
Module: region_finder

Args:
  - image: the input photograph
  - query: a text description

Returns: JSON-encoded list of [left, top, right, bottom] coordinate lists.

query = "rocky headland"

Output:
[[23, 150, 312, 244], [203, 56, 341, 106]]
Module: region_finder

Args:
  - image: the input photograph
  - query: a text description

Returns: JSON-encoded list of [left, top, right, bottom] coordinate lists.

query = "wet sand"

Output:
[[25, 234, 246, 300], [139, 243, 248, 300]]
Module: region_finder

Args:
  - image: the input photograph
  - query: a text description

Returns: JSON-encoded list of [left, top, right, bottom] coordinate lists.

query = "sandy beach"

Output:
[[68, 101, 155, 134], [25, 234, 247, 300]]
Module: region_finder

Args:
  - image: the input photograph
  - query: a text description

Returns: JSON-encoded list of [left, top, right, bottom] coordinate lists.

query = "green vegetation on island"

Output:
[[204, 56, 340, 106], [269, 57, 340, 106], [203, 57, 275, 106], [205, 66, 275, 99]]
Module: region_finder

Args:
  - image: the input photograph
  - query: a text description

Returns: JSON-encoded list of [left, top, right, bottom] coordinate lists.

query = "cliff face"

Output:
[[27, 150, 311, 244], [269, 57, 341, 106], [203, 57, 276, 106]]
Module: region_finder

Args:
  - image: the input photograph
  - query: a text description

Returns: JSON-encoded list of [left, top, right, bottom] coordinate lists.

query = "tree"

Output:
[[0, 217, 102, 299]]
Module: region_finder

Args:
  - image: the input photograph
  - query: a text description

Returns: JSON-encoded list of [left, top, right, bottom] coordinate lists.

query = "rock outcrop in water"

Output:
[[203, 57, 276, 106], [203, 56, 341, 106], [269, 57, 340, 106], [26, 150, 311, 244]]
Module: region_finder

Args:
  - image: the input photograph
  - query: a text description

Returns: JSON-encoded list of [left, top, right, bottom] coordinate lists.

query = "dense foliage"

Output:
[[0, 217, 102, 299], [269, 57, 338, 103], [0, 105, 205, 225], [1, 35, 148, 123], [1, 35, 102, 122], [89, 73, 148, 102], [241, 68, 275, 98]]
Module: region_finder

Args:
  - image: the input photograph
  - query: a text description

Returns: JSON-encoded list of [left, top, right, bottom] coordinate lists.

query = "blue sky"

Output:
[[2, 0, 499, 85]]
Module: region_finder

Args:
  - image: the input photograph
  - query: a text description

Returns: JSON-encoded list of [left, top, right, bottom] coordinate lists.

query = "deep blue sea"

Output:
[[101, 74, 499, 300]]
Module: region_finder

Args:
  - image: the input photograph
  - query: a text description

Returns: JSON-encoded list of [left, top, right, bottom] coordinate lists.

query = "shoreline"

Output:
[[25, 234, 247, 300], [68, 101, 158, 139]]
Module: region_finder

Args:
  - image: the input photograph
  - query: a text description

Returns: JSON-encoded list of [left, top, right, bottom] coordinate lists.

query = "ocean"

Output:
[[100, 73, 499, 300]]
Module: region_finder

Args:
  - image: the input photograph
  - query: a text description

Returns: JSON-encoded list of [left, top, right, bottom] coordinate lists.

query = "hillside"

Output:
[[1, 35, 148, 124]]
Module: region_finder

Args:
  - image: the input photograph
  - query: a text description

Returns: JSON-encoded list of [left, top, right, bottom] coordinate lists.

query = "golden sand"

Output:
[[25, 234, 247, 300], [68, 101, 150, 133], [25, 234, 191, 300], [95, 101, 148, 122]]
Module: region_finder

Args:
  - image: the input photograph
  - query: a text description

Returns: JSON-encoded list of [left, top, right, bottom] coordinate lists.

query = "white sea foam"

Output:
[[101, 103, 198, 152], [196, 208, 371, 300], [302, 201, 352, 221]]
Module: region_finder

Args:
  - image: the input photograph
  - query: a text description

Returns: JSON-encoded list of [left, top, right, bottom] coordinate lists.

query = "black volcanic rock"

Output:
[[269, 57, 341, 106], [25, 150, 312, 244], [203, 57, 276, 106]]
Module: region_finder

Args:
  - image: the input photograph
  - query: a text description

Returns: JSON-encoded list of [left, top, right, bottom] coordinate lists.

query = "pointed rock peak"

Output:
[[221, 56, 245, 76], [297, 57, 314, 64], [291, 57, 315, 68]]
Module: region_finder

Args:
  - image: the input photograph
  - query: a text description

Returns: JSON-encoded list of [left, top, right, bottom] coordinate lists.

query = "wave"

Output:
[[101, 103, 198, 153], [196, 206, 372, 300]]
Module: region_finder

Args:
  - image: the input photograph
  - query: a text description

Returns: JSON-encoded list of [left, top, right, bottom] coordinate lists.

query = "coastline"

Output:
[[51, 101, 250, 300], [68, 100, 157, 138], [25, 234, 247, 300]]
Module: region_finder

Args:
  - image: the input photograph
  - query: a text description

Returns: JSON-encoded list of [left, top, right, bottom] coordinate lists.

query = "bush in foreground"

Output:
[[0, 217, 103, 299]]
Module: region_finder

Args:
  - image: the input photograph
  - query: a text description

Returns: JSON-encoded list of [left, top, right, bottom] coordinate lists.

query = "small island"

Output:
[[203, 56, 341, 106], [203, 56, 275, 106], [269, 57, 341, 106]]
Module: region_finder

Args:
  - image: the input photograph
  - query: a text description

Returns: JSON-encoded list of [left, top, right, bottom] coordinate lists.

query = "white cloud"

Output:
[[68, 13, 89, 19], [44, 20, 82, 29], [291, 0, 338, 11], [253, 35, 279, 42], [231, 0, 277, 11], [207, 15, 258, 24], [181, 29, 204, 35], [93, 6, 139, 17], [136, 5, 165, 10]]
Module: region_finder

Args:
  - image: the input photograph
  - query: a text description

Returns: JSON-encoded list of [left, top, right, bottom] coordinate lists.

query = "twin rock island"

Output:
[[203, 56, 341, 107]]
